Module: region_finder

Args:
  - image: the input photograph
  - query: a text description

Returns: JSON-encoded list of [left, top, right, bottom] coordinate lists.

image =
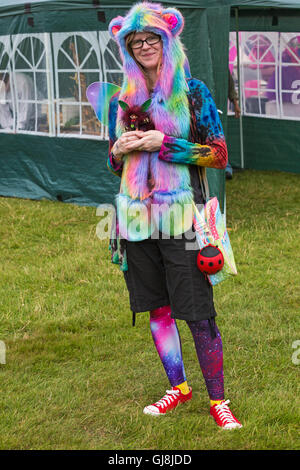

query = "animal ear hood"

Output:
[[108, 2, 184, 42], [110, 2, 189, 132], [161, 8, 184, 36], [108, 16, 124, 39]]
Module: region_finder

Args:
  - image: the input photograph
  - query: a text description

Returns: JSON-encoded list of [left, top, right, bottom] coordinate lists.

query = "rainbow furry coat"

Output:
[[108, 2, 227, 242]]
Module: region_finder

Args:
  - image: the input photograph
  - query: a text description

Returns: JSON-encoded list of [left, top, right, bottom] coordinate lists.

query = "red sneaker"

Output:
[[143, 386, 192, 416], [210, 400, 243, 429]]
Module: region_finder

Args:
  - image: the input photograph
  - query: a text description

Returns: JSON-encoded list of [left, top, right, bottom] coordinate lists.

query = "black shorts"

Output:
[[123, 231, 217, 322]]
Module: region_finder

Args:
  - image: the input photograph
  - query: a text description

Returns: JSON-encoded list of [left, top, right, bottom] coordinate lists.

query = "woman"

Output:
[[107, 2, 242, 429]]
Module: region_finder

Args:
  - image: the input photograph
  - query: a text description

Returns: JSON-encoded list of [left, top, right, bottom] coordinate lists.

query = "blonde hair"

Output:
[[125, 32, 162, 92]]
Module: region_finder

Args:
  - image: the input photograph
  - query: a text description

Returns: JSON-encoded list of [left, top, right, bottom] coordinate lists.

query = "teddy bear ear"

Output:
[[108, 16, 124, 39], [161, 8, 184, 37]]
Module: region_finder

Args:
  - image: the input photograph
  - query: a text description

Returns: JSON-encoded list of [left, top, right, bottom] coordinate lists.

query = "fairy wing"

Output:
[[86, 82, 121, 127]]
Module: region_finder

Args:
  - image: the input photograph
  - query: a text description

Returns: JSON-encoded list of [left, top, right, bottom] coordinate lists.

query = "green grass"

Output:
[[0, 169, 299, 450]]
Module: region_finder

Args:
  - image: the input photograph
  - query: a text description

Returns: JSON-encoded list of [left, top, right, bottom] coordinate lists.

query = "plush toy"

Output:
[[118, 98, 155, 131], [86, 82, 156, 133], [197, 244, 224, 275]]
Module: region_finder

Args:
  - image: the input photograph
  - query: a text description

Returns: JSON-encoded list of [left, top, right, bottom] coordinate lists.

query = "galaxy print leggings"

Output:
[[150, 306, 224, 400]]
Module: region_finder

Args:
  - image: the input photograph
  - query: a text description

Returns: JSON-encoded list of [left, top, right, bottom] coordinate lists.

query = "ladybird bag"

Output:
[[192, 198, 238, 286]]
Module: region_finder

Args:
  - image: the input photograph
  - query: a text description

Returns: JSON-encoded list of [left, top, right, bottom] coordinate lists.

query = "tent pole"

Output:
[[235, 7, 244, 169]]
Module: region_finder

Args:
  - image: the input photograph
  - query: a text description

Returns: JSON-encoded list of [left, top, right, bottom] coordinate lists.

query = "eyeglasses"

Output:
[[130, 35, 161, 50]]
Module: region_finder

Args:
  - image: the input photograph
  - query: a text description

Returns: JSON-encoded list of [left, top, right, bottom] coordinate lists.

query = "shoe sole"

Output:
[[222, 423, 243, 429], [143, 407, 165, 416], [212, 418, 243, 429], [143, 397, 192, 416]]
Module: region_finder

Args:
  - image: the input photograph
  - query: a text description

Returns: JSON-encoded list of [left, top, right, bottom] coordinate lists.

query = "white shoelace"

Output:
[[155, 389, 180, 409], [215, 400, 237, 423]]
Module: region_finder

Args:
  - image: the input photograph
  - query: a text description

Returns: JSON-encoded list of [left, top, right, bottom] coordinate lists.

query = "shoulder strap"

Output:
[[186, 78, 210, 202]]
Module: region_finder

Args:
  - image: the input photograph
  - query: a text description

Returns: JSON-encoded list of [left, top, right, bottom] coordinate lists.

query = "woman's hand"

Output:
[[112, 131, 142, 158], [126, 130, 164, 152]]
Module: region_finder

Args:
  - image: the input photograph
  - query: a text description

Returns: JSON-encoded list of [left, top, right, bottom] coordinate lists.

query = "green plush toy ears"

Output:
[[118, 99, 152, 112], [141, 99, 152, 111]]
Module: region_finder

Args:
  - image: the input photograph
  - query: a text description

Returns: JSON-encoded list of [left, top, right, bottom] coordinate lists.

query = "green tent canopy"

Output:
[[0, 0, 299, 208]]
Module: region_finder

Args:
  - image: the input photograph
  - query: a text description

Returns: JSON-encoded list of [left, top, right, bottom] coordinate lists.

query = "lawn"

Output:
[[0, 169, 299, 450]]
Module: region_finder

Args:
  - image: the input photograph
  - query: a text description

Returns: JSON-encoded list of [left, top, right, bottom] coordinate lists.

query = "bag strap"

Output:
[[192, 200, 212, 246], [198, 166, 209, 202]]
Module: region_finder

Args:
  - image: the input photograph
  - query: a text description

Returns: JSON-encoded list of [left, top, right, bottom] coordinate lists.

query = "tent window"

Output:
[[0, 31, 125, 140], [54, 33, 102, 138], [103, 38, 123, 88], [101, 36, 123, 138], [0, 36, 12, 132], [228, 31, 300, 121], [13, 35, 51, 133], [0, 33, 54, 135], [53, 31, 124, 140]]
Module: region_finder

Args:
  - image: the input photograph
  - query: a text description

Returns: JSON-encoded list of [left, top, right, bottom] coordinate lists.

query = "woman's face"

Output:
[[131, 31, 162, 71]]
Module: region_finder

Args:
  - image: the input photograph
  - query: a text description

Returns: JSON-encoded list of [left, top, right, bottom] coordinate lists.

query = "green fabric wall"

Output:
[[227, 116, 300, 173], [230, 6, 300, 32], [0, 134, 116, 206]]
